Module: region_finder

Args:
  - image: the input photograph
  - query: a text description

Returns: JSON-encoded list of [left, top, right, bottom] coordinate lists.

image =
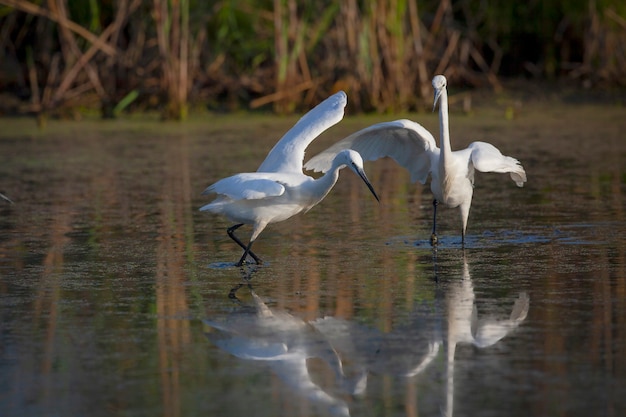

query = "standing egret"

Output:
[[305, 75, 526, 246], [200, 91, 380, 266]]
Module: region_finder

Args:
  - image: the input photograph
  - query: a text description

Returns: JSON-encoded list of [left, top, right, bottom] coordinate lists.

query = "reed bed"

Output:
[[0, 0, 624, 121]]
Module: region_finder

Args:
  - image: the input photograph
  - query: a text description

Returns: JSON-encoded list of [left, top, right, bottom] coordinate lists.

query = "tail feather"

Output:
[[508, 158, 527, 187]]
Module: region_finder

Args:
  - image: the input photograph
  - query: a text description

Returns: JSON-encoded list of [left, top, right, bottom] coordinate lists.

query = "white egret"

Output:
[[305, 75, 526, 246], [200, 91, 380, 266]]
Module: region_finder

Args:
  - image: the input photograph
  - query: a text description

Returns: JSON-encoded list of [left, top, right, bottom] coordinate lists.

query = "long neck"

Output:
[[438, 87, 453, 166], [310, 165, 342, 206]]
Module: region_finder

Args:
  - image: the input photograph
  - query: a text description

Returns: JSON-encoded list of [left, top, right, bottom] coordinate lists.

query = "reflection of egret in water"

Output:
[[203, 285, 365, 417], [310, 303, 442, 379], [308, 255, 529, 416], [204, 256, 528, 416], [443, 255, 529, 417]]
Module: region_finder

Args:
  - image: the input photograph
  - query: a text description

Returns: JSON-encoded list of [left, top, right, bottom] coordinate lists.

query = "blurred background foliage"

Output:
[[0, 0, 624, 121]]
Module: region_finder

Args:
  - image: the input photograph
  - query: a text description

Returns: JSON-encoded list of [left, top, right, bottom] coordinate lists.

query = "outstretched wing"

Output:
[[305, 119, 438, 184], [201, 173, 286, 201], [257, 91, 347, 174], [468, 141, 527, 187]]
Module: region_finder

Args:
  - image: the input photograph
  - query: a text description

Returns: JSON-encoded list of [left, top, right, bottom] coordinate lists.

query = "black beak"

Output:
[[356, 167, 380, 202]]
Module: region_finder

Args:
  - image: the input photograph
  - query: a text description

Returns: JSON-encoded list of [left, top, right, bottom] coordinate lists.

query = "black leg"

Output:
[[226, 223, 246, 249], [236, 240, 259, 267], [430, 199, 439, 246], [227, 224, 262, 265]]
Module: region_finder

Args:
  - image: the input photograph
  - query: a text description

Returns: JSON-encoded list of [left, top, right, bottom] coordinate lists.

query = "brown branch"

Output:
[[41, 53, 60, 110], [434, 30, 460, 76], [52, 21, 116, 103], [249, 79, 315, 109], [50, 0, 106, 102], [469, 45, 502, 92], [0, 0, 116, 56], [408, 0, 430, 102]]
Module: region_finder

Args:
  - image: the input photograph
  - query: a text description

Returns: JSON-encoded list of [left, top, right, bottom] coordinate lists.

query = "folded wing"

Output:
[[201, 174, 286, 201]]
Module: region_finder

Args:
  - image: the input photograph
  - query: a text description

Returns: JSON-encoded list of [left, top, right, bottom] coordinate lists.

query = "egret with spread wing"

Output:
[[305, 75, 526, 246], [200, 91, 380, 266]]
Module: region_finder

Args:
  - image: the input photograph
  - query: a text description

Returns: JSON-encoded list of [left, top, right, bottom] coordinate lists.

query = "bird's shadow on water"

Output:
[[207, 260, 269, 270], [478, 225, 611, 246], [388, 224, 607, 250], [389, 234, 481, 250]]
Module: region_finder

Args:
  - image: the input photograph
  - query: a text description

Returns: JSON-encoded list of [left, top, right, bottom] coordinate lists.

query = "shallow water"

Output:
[[1, 103, 625, 417]]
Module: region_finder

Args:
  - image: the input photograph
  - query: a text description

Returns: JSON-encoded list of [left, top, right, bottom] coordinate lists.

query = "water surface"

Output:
[[1, 103, 625, 417]]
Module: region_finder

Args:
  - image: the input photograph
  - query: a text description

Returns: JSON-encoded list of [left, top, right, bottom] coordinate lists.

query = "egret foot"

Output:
[[235, 255, 263, 268], [430, 199, 438, 247]]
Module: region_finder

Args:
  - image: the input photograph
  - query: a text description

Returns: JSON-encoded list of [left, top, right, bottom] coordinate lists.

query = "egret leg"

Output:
[[236, 240, 258, 267], [227, 224, 262, 265], [430, 199, 439, 246]]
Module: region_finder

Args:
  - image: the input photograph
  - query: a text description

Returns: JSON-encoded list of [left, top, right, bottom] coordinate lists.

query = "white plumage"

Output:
[[200, 91, 379, 266], [306, 75, 527, 245]]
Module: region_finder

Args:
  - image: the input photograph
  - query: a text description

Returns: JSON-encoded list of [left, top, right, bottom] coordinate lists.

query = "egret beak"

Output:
[[433, 88, 443, 112], [355, 167, 380, 202], [0, 192, 13, 204]]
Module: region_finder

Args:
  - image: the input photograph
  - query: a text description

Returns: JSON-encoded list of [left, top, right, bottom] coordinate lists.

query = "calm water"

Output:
[[1, 103, 625, 417]]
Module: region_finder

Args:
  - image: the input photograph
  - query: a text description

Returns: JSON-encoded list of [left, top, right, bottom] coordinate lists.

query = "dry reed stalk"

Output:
[[250, 79, 314, 109], [272, 0, 304, 113], [37, 53, 60, 126], [50, 0, 107, 101], [0, 0, 116, 56], [434, 30, 459, 81], [52, 22, 115, 104], [408, 0, 430, 102], [26, 47, 40, 110], [569, 3, 626, 86], [153, 0, 190, 119], [469, 45, 502, 91], [178, 0, 189, 117]]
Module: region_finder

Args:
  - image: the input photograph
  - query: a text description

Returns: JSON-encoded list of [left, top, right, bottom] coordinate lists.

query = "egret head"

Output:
[[335, 149, 380, 202], [432, 75, 447, 111]]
